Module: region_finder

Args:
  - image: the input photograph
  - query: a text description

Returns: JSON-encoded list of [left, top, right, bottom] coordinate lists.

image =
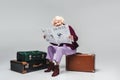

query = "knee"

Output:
[[47, 46, 55, 53], [48, 46, 53, 50], [56, 47, 64, 53]]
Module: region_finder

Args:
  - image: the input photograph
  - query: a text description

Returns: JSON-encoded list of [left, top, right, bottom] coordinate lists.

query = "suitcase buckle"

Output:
[[29, 55, 32, 60], [25, 64, 29, 69]]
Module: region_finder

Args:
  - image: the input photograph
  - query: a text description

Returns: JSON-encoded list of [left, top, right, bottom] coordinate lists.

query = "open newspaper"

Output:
[[41, 25, 72, 45]]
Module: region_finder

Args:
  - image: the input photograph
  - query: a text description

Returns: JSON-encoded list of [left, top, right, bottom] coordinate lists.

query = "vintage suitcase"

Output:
[[66, 53, 95, 72], [17, 50, 47, 62], [10, 59, 49, 74]]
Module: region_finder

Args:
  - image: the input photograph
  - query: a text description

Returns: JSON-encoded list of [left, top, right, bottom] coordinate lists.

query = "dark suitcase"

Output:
[[17, 50, 46, 62], [10, 59, 49, 74], [66, 53, 95, 72]]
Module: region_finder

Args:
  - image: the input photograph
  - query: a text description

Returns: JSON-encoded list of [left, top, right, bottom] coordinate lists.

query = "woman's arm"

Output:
[[69, 25, 78, 42]]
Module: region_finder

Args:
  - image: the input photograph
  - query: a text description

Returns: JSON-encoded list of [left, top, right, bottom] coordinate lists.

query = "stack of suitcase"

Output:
[[10, 50, 49, 74]]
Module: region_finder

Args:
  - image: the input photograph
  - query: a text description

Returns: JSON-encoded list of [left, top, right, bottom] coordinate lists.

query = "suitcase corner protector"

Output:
[[21, 62, 28, 65], [22, 70, 27, 74]]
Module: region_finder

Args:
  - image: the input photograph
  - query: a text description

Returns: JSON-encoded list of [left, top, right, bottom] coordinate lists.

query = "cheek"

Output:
[[58, 22, 62, 24]]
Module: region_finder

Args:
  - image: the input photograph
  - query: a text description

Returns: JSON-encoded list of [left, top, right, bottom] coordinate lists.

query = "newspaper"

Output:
[[41, 25, 72, 45]]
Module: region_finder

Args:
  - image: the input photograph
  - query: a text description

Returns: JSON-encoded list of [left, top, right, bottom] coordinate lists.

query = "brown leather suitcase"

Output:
[[66, 53, 95, 72]]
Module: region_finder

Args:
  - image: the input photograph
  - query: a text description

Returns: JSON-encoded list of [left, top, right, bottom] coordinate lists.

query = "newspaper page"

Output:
[[42, 24, 72, 45], [41, 28, 57, 44], [52, 24, 72, 45]]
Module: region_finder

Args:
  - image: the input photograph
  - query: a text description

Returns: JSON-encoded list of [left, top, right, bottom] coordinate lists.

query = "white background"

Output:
[[0, 0, 120, 80]]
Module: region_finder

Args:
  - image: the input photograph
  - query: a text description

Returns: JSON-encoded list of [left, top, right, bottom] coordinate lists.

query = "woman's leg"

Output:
[[53, 45, 76, 64], [52, 45, 76, 77], [46, 46, 56, 61], [45, 46, 56, 72]]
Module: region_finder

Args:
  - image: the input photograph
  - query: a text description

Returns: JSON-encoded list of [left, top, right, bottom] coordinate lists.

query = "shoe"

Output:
[[52, 65, 59, 77], [44, 62, 54, 72]]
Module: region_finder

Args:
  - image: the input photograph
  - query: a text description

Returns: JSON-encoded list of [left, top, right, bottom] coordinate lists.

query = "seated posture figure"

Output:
[[44, 16, 79, 77]]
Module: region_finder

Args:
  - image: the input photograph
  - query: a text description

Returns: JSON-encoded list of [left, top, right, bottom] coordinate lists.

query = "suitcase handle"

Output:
[[32, 63, 43, 67]]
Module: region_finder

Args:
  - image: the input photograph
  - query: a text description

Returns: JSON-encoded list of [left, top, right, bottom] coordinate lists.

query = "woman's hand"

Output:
[[68, 35, 74, 41]]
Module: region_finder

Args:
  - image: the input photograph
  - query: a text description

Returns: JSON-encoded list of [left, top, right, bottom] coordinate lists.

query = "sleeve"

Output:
[[69, 25, 78, 42]]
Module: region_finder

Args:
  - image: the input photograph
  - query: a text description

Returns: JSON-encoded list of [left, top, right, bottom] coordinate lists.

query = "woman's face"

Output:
[[53, 19, 63, 27]]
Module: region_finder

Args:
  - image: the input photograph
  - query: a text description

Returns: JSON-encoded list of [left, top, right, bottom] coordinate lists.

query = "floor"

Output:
[[0, 56, 119, 80]]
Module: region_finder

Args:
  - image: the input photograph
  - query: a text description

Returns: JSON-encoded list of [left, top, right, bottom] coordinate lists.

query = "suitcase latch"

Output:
[[29, 55, 32, 60]]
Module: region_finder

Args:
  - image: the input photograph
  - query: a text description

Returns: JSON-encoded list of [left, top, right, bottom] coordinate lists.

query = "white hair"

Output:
[[52, 16, 65, 25]]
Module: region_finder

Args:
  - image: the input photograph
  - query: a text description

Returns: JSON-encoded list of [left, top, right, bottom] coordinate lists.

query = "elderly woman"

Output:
[[44, 16, 79, 77]]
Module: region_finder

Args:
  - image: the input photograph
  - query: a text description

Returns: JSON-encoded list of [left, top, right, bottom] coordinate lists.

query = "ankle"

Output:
[[44, 61, 54, 72], [53, 60, 59, 65], [52, 65, 59, 77]]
